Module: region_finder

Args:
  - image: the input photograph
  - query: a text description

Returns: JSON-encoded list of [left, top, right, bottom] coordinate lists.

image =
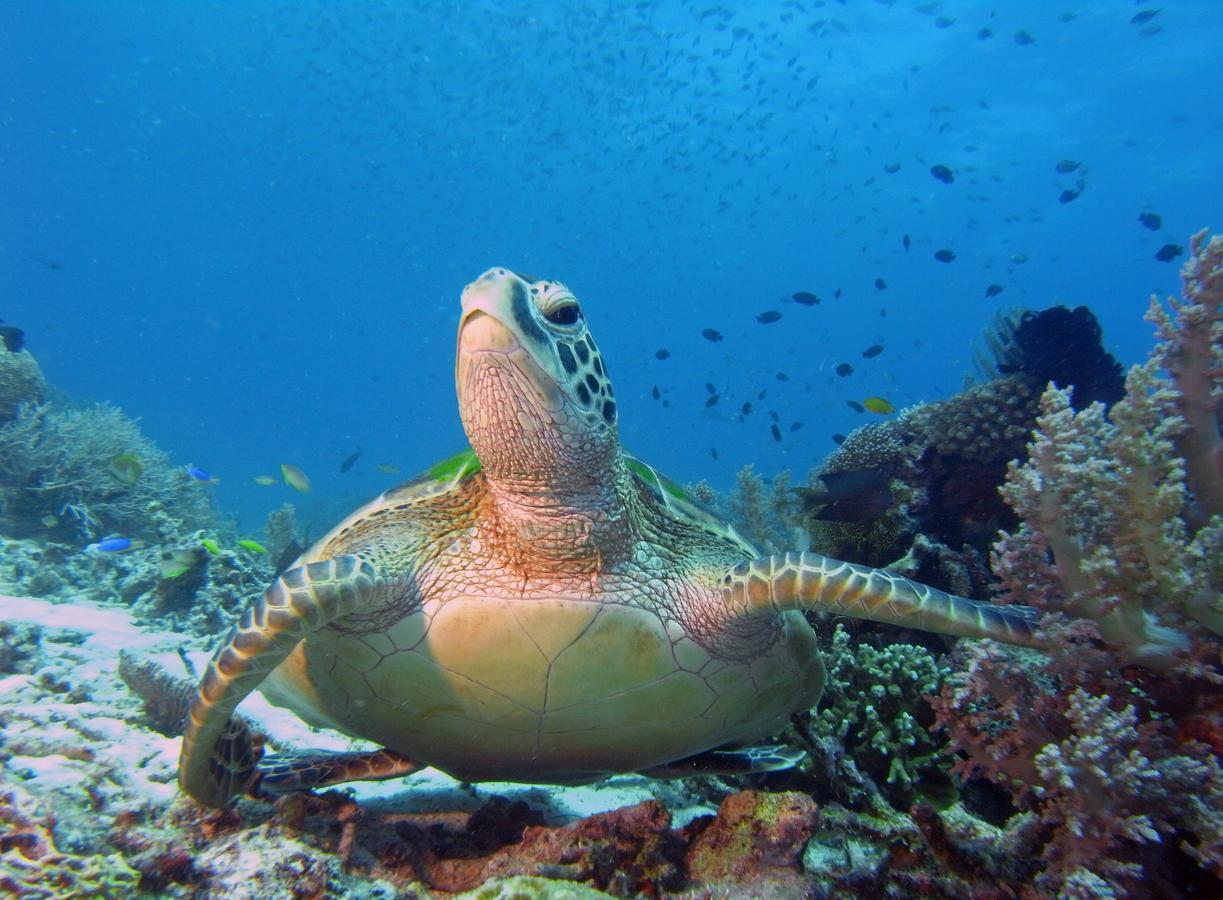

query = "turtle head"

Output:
[[457, 268, 618, 491]]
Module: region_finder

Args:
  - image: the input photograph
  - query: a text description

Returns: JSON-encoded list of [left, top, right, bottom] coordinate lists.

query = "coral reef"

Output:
[[0, 533, 271, 636], [0, 401, 216, 542], [934, 231, 1223, 896], [721, 464, 802, 554], [787, 625, 949, 810], [0, 346, 45, 424], [994, 230, 1221, 667], [1, 783, 140, 898]]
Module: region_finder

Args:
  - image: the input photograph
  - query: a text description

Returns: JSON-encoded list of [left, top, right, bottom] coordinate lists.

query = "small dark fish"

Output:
[[705, 394, 720, 408], [655, 348, 671, 360], [702, 328, 723, 342], [769, 410, 779, 423], [789, 422, 803, 432], [1013, 30, 1035, 45], [1058, 189, 1080, 204], [1055, 159, 1081, 174], [791, 291, 820, 306], [741, 402, 752, 416], [710, 447, 719, 460], [339, 447, 363, 473], [834, 288, 842, 299], [776, 372, 789, 381], [862, 344, 884, 359], [934, 248, 956, 262], [1130, 9, 1160, 25], [651, 385, 661, 400], [1154, 244, 1183, 262], [0, 321, 25, 353], [930, 164, 954, 184], [274, 538, 305, 576], [847, 400, 865, 413], [985, 284, 1004, 298], [832, 433, 846, 445], [835, 363, 854, 377], [902, 234, 910, 251], [1138, 212, 1161, 231], [705, 382, 717, 394], [770, 424, 782, 442], [874, 277, 888, 290], [884, 161, 901, 174], [794, 469, 895, 523], [756, 310, 782, 324], [977, 27, 993, 39]]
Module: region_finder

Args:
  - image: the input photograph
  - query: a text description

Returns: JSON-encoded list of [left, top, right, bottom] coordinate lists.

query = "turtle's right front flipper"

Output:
[[178, 555, 399, 808], [721, 551, 1048, 650]]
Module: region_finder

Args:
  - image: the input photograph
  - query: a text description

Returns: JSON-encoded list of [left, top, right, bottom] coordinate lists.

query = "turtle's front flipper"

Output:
[[641, 744, 805, 778], [179, 556, 400, 807], [722, 551, 1046, 649], [259, 748, 420, 794]]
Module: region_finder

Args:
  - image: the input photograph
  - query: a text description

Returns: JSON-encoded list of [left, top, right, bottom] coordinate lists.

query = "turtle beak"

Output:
[[456, 271, 565, 418]]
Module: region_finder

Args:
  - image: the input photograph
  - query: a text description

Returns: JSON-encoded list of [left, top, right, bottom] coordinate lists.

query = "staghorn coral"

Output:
[[0, 401, 216, 542]]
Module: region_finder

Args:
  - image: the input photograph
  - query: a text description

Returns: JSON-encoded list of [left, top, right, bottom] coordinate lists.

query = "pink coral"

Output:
[[993, 230, 1223, 668], [934, 231, 1223, 896]]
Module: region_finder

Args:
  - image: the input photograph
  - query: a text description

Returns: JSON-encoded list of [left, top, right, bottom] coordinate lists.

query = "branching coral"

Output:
[[934, 231, 1223, 896], [994, 231, 1223, 668], [0, 347, 45, 424], [722, 464, 803, 554], [791, 625, 948, 810], [0, 402, 216, 541], [1148, 229, 1223, 524]]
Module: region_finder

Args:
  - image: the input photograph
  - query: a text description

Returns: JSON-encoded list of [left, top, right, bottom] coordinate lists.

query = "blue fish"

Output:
[[87, 537, 142, 553], [184, 464, 219, 484]]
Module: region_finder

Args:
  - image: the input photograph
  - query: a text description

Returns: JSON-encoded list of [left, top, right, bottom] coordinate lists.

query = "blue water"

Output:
[[3, 1, 1221, 535]]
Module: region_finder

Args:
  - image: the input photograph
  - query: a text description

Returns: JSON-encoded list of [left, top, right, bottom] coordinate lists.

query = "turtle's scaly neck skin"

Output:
[[456, 269, 635, 572]]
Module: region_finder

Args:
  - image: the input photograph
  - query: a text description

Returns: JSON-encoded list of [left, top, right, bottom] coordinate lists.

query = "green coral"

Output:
[[801, 625, 949, 807], [0, 401, 215, 541]]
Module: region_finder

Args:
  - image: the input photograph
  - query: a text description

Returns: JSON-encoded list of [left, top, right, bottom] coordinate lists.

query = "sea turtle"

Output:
[[179, 268, 1043, 808]]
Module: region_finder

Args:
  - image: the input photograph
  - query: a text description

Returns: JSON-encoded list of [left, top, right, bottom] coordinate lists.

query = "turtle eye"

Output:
[[544, 303, 583, 327]]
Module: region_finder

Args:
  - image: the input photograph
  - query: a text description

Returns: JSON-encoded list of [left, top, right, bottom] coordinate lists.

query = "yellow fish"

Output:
[[252, 475, 278, 486], [281, 463, 312, 493], [375, 463, 400, 475], [862, 396, 895, 415], [108, 453, 144, 485], [237, 539, 268, 554]]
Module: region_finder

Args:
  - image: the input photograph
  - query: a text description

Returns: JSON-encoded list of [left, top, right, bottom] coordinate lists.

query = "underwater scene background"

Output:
[[1, 1, 1221, 897]]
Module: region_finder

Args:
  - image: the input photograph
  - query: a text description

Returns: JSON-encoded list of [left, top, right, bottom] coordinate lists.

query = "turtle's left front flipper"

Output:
[[722, 551, 1047, 649], [179, 556, 405, 808]]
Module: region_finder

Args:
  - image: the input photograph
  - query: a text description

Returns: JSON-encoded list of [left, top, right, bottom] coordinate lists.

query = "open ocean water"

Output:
[[4, 1, 1220, 528]]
